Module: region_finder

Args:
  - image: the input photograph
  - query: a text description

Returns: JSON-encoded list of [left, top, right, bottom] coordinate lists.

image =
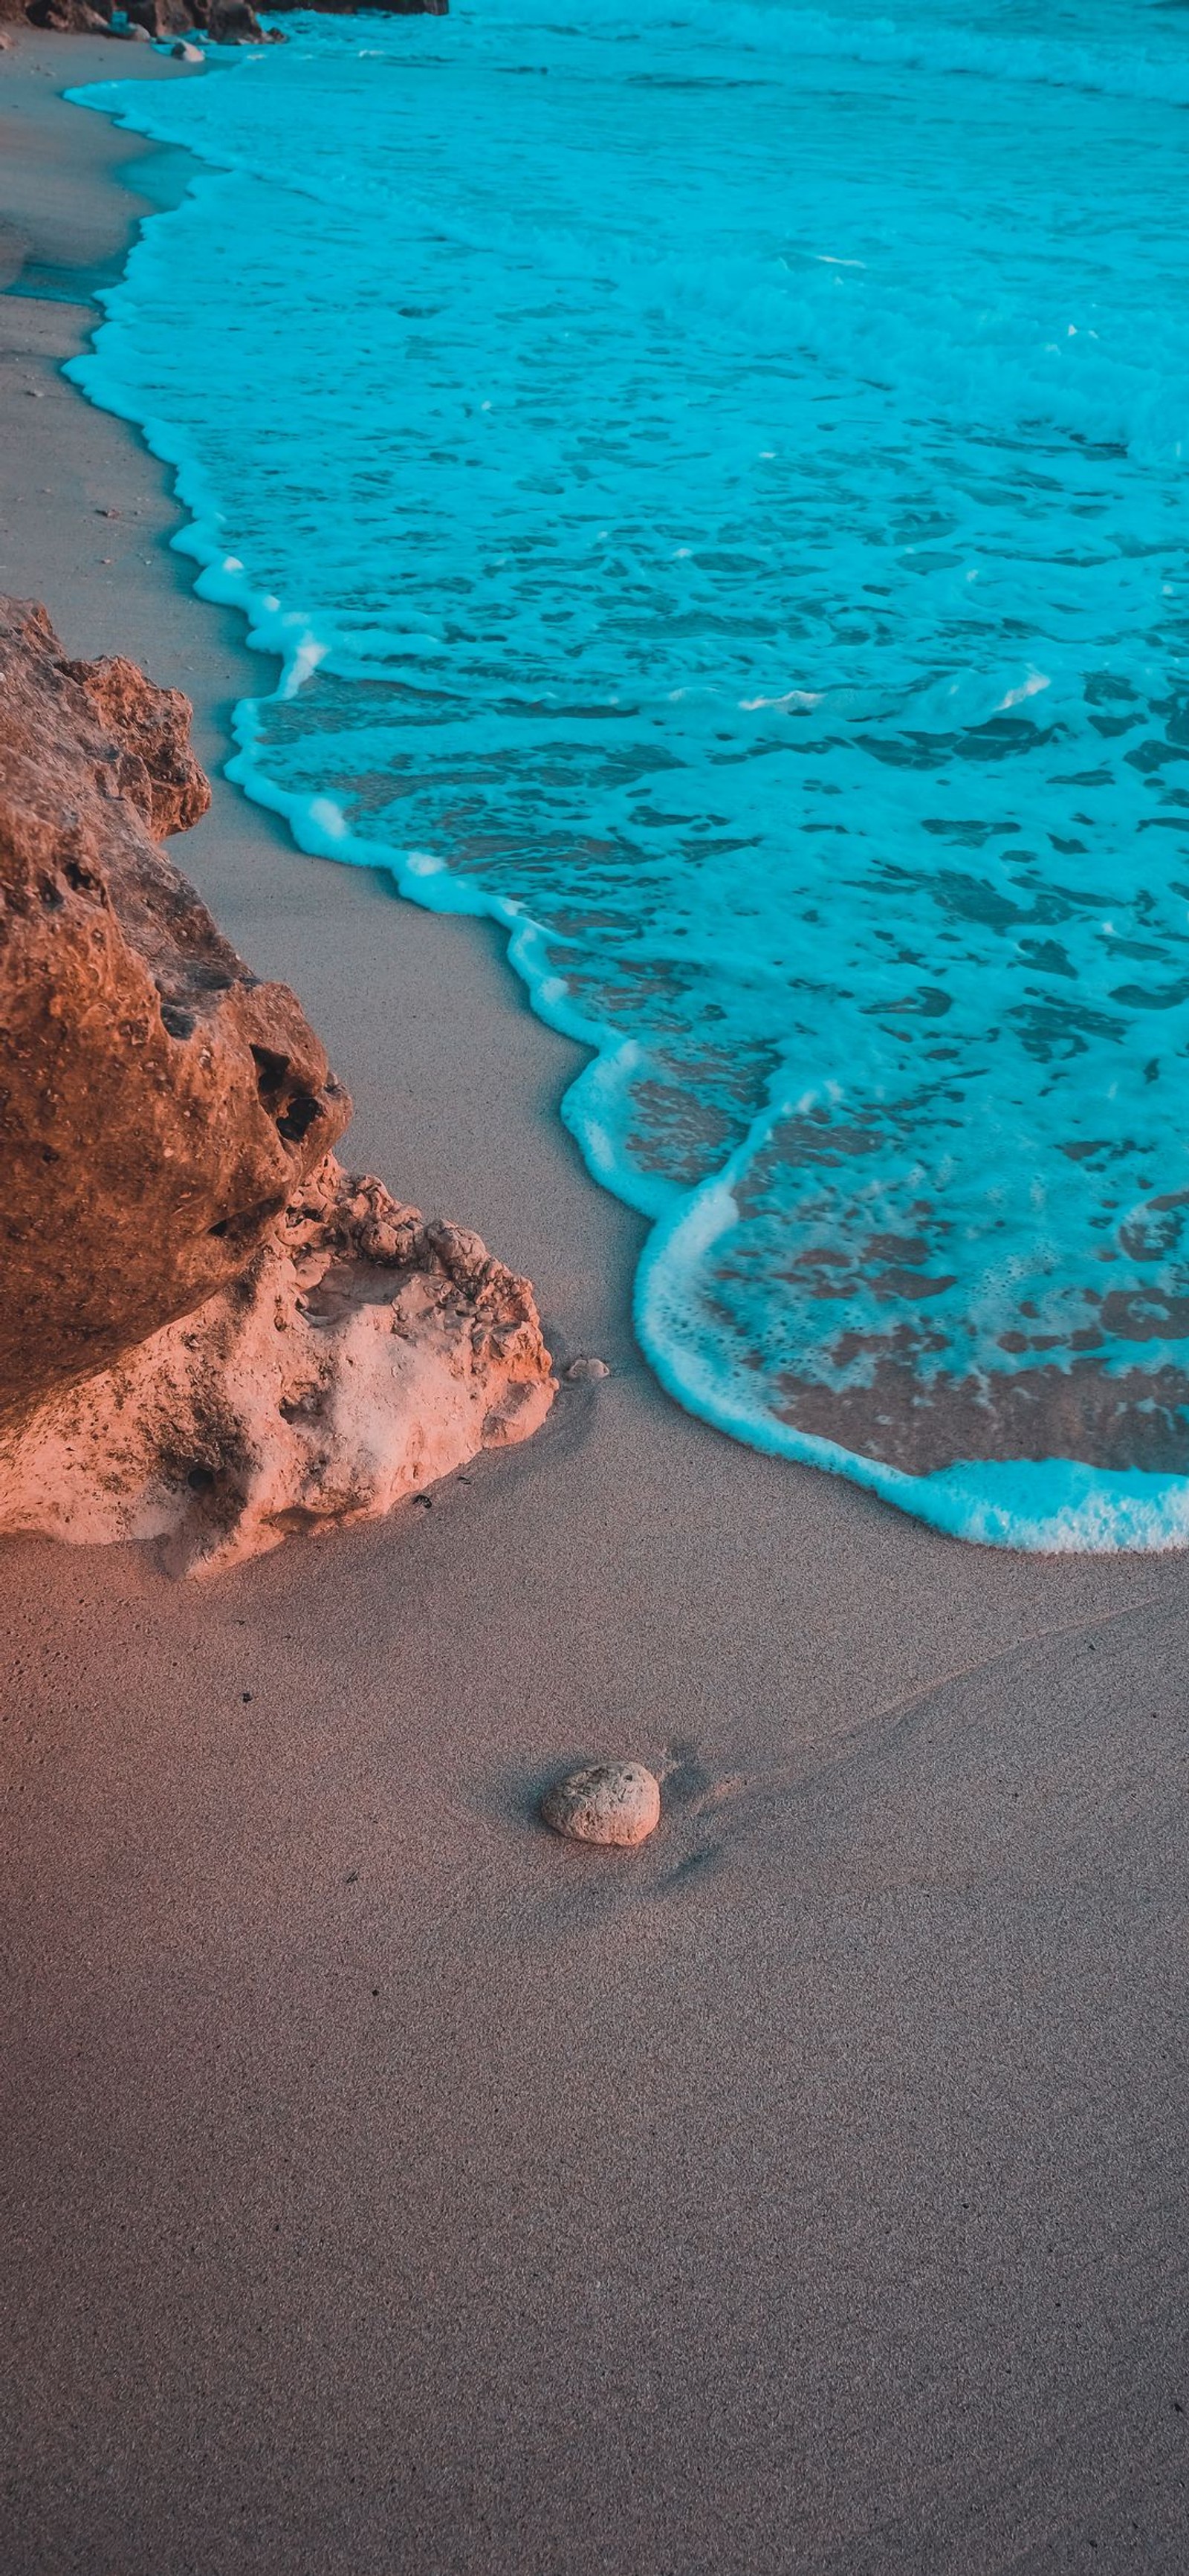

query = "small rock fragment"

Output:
[[565, 1355, 609, 1383], [541, 1760, 660, 1848], [172, 36, 204, 54]]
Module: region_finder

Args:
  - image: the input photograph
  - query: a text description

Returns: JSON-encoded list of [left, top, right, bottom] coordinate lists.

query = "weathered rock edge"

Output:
[[0, 597, 555, 1572]]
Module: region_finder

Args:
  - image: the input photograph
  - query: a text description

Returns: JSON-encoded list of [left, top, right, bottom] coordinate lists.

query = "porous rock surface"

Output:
[[540, 1762, 661, 1849], [0, 1160, 556, 1574], [0, 594, 349, 1433], [0, 597, 554, 1571]]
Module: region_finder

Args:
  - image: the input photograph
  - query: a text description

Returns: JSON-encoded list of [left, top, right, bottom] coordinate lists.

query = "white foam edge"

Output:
[[634, 1172, 1189, 1553]]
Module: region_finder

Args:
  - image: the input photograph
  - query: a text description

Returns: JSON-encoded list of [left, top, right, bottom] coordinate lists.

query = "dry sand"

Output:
[[2, 36, 1189, 2570]]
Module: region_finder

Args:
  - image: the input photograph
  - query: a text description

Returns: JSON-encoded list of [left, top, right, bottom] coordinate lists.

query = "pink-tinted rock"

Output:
[[0, 596, 350, 1435], [540, 1762, 661, 1849], [0, 596, 555, 1572], [0, 1159, 556, 1575]]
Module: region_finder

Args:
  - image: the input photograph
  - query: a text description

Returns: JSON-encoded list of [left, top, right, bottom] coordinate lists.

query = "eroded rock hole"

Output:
[[207, 1193, 285, 1248], [249, 1045, 323, 1146], [250, 1043, 291, 1110], [64, 857, 105, 901], [159, 999, 196, 1041], [276, 1093, 322, 1146]]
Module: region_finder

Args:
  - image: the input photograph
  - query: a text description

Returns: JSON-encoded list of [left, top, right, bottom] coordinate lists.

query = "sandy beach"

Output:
[[3, 32, 1189, 2570]]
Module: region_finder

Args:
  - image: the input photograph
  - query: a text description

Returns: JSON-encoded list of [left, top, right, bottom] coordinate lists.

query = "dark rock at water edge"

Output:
[[265, 0, 448, 11], [11, 0, 447, 36]]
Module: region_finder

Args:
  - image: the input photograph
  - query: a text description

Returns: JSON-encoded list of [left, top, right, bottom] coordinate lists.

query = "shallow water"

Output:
[[71, 0, 1189, 1545]]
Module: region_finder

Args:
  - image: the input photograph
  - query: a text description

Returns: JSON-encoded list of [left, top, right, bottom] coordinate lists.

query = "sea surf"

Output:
[[67, 0, 1189, 1546]]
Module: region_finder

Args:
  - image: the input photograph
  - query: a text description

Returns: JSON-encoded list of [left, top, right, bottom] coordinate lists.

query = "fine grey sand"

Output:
[[3, 36, 1189, 2571]]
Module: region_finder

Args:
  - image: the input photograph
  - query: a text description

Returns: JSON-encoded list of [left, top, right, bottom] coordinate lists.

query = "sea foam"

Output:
[[68, 0, 1189, 1546]]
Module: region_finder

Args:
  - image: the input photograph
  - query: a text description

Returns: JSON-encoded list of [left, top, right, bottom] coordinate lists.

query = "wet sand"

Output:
[[3, 33, 1189, 2571]]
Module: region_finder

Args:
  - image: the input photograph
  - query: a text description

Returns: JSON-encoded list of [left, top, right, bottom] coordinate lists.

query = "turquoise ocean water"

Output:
[[71, 0, 1189, 1546]]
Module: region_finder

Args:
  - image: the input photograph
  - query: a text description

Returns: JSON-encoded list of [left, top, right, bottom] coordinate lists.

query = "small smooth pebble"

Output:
[[541, 1759, 660, 1848], [566, 1356, 610, 1383]]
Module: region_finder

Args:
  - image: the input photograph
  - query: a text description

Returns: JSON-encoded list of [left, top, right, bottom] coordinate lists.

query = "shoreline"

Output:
[[54, 31, 1189, 1557], [4, 31, 1189, 2572]]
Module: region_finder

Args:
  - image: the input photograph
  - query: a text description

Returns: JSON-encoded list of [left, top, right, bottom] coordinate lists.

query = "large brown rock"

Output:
[[0, 597, 555, 1571], [0, 596, 350, 1433]]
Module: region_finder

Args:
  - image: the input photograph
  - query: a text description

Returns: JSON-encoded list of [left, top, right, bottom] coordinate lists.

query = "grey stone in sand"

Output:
[[565, 1356, 610, 1383], [541, 1760, 660, 1848]]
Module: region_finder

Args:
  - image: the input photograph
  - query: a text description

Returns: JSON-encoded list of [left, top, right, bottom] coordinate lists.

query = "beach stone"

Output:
[[565, 1355, 610, 1383], [541, 1761, 661, 1848]]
